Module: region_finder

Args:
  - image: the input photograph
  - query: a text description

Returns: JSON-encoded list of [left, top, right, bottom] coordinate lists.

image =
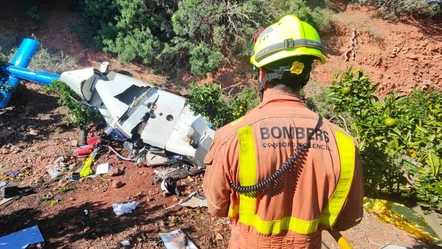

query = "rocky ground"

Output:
[[1, 1, 441, 249]]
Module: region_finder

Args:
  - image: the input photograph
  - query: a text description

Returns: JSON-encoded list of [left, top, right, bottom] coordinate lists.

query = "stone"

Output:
[[172, 205, 182, 212], [108, 167, 125, 177], [0, 129, 13, 138], [29, 129, 39, 135], [215, 233, 224, 240], [71, 140, 78, 147], [112, 180, 124, 188], [0, 148, 11, 154]]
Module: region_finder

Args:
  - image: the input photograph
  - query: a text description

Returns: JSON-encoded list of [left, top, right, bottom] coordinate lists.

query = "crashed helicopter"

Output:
[[0, 38, 215, 174]]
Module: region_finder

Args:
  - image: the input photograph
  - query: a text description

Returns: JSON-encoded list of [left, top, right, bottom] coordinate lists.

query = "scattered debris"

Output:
[[154, 167, 191, 180], [166, 192, 207, 210], [1, 184, 19, 198], [71, 172, 80, 181], [120, 240, 130, 246], [152, 176, 162, 185], [96, 163, 112, 175], [154, 168, 178, 179], [159, 229, 198, 249], [161, 177, 179, 196], [146, 152, 169, 166], [79, 152, 95, 177], [74, 136, 101, 156], [364, 198, 440, 242], [6, 170, 20, 177], [380, 245, 407, 249], [0, 225, 44, 249], [84, 209, 89, 216], [99, 61, 109, 73], [112, 201, 139, 216], [46, 156, 67, 180]]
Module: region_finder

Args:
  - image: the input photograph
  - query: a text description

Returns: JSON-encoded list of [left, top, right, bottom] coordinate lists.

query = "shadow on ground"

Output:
[[0, 199, 200, 248]]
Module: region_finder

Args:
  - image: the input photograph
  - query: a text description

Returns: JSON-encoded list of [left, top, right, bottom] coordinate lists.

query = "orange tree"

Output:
[[327, 67, 442, 212]]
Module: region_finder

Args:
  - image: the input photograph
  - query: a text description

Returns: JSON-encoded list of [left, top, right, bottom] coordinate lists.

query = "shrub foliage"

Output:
[[76, 0, 332, 76], [185, 82, 258, 128], [353, 0, 442, 19]]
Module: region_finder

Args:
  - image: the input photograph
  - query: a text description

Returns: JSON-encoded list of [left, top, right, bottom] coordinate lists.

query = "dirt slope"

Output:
[[313, 6, 442, 95], [0, 2, 441, 249]]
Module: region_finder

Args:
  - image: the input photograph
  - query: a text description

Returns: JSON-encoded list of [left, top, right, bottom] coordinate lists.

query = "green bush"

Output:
[[0, 55, 7, 66], [77, 0, 176, 64], [25, 6, 41, 22], [185, 82, 233, 128], [353, 0, 442, 18], [185, 82, 258, 128], [270, 0, 334, 32], [0, 56, 13, 101]]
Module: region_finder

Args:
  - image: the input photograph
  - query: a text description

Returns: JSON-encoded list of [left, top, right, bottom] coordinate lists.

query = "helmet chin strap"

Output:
[[257, 69, 269, 101], [257, 69, 310, 101]]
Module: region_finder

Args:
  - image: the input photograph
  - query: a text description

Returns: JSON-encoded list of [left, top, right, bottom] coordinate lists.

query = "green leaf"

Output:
[[393, 136, 399, 148], [417, 201, 431, 207], [428, 151, 440, 176], [416, 125, 429, 134], [428, 134, 436, 142], [433, 182, 442, 195]]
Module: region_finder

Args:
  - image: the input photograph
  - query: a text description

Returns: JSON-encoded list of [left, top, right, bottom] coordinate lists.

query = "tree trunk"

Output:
[[80, 126, 88, 146]]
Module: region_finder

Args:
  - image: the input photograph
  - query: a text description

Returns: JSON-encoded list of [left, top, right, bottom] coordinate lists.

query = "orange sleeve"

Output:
[[202, 134, 231, 217], [334, 148, 364, 231]]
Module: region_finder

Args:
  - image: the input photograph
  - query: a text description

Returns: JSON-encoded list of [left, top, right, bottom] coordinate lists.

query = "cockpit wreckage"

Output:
[[0, 38, 215, 177]]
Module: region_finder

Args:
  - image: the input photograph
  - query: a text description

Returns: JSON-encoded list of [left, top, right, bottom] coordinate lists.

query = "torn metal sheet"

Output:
[[146, 152, 169, 166], [0, 196, 19, 207], [0, 225, 44, 249], [166, 192, 207, 210], [159, 229, 198, 249], [154, 167, 190, 180], [96, 163, 112, 175], [380, 246, 407, 249]]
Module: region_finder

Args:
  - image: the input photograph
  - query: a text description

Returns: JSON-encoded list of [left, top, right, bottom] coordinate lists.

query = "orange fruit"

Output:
[[384, 117, 396, 127], [341, 86, 351, 94]]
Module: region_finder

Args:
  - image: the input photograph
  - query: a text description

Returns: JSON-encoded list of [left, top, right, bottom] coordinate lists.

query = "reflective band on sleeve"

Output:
[[228, 204, 239, 218], [238, 125, 257, 223], [319, 131, 356, 227]]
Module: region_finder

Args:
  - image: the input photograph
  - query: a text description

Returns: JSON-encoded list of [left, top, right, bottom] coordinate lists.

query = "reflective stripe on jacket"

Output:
[[203, 88, 364, 249]]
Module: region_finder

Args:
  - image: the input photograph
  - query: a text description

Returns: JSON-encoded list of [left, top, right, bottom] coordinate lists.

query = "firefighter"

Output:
[[203, 14, 364, 249]]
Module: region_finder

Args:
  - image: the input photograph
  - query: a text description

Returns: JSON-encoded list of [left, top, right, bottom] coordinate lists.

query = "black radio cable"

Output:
[[229, 116, 323, 194]]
